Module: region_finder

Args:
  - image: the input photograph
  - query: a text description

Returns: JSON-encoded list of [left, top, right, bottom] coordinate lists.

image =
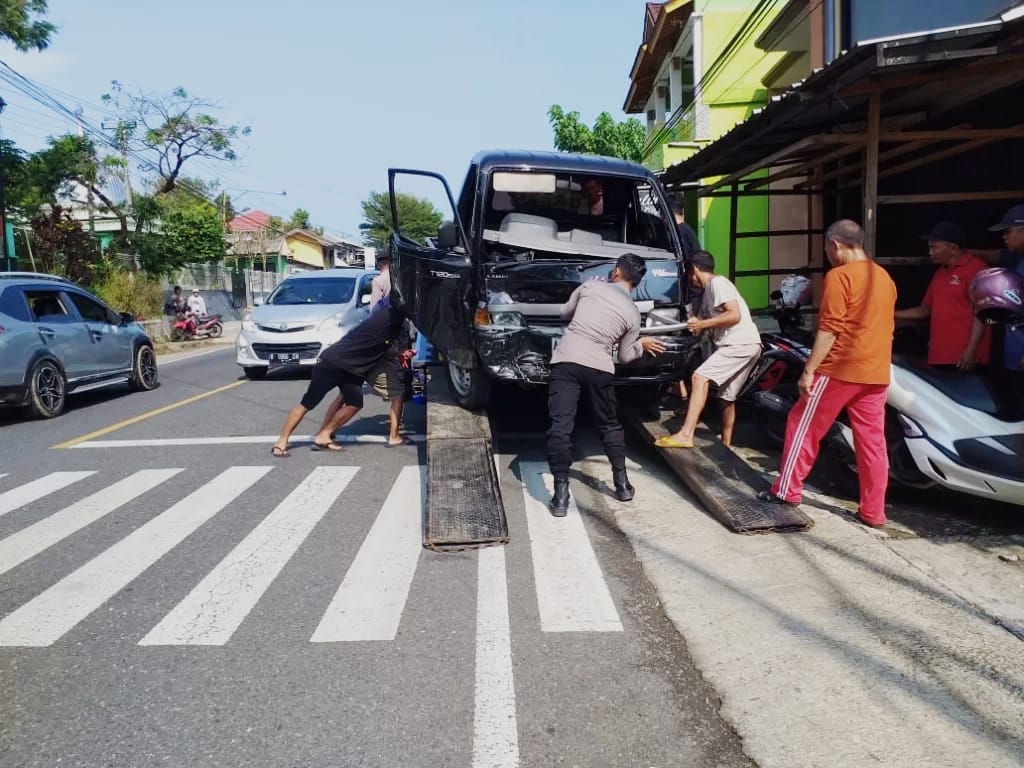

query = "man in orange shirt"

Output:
[[894, 221, 990, 369], [759, 220, 897, 527]]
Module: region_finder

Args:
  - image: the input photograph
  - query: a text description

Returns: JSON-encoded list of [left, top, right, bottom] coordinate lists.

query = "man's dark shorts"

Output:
[[300, 361, 365, 411]]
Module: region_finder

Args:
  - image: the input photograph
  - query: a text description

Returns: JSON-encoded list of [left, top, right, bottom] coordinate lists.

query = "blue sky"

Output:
[[0, 0, 648, 240]]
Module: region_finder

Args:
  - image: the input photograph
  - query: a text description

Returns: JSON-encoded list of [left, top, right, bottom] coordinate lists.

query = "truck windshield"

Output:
[[266, 277, 356, 305], [483, 171, 675, 257]]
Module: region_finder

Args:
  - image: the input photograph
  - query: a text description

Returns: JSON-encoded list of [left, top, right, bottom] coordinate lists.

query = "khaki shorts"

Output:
[[695, 344, 761, 402]]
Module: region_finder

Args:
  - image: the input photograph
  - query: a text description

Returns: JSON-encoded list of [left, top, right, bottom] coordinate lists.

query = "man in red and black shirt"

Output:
[[894, 221, 990, 370]]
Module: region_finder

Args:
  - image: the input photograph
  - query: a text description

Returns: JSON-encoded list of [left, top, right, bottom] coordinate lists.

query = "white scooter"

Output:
[[831, 267, 1024, 507]]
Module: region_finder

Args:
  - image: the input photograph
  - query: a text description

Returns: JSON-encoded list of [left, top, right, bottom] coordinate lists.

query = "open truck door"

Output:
[[387, 169, 477, 371]]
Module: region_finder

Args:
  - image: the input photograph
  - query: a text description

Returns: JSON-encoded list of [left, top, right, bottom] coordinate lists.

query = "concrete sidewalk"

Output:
[[579, 447, 1024, 768]]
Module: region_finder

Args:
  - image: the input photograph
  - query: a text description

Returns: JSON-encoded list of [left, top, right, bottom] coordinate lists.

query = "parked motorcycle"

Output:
[[170, 310, 224, 342], [744, 275, 815, 445], [828, 267, 1024, 506]]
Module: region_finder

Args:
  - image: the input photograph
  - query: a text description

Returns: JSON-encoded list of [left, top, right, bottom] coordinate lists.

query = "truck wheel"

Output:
[[243, 366, 267, 380], [26, 358, 66, 419], [447, 359, 491, 410], [129, 345, 159, 391]]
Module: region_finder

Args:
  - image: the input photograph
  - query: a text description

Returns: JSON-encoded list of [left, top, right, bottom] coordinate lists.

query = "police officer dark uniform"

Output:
[[546, 253, 665, 516]]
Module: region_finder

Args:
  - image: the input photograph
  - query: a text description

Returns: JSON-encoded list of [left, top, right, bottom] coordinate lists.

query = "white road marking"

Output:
[[311, 465, 423, 642], [157, 347, 232, 365], [140, 466, 357, 646], [0, 466, 271, 647], [518, 461, 622, 633], [472, 545, 520, 768], [0, 472, 96, 518], [0, 473, 7, 480], [71, 435, 424, 449], [0, 469, 183, 577]]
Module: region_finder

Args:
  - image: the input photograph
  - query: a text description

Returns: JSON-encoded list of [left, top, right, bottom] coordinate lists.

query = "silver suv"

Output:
[[0, 273, 159, 418]]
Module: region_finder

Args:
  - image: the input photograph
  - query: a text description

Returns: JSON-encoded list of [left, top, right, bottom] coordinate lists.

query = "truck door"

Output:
[[388, 169, 477, 368]]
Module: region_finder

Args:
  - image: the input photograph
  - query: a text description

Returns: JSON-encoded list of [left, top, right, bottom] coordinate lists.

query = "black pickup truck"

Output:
[[388, 149, 696, 409]]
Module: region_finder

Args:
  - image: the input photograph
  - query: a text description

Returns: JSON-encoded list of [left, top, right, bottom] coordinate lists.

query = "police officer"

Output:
[[547, 253, 665, 516]]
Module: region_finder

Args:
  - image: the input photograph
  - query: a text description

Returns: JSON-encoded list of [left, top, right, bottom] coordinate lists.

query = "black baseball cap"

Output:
[[988, 204, 1024, 232], [921, 221, 965, 247]]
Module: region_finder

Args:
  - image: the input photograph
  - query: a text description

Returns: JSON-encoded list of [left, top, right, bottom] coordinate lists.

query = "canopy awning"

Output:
[[661, 10, 1024, 191]]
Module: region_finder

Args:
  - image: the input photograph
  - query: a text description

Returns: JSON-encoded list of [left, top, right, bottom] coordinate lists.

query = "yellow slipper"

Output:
[[655, 435, 695, 449]]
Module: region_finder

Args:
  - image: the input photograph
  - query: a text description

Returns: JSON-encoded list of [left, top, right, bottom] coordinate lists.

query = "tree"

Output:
[[102, 82, 251, 194], [134, 190, 227, 275], [28, 206, 100, 283], [0, 1, 56, 51], [288, 208, 311, 230], [547, 105, 646, 163], [359, 191, 442, 250]]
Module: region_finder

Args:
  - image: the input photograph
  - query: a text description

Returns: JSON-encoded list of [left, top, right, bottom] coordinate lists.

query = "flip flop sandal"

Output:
[[655, 435, 695, 449], [271, 446, 290, 458], [387, 435, 415, 447], [311, 441, 343, 452]]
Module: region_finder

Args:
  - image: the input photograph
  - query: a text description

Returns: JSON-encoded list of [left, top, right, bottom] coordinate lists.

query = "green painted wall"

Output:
[[646, 0, 786, 308]]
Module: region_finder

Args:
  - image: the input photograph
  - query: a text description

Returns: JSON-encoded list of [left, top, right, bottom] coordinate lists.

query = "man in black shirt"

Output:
[[666, 190, 702, 402], [271, 304, 409, 456], [666, 191, 700, 264]]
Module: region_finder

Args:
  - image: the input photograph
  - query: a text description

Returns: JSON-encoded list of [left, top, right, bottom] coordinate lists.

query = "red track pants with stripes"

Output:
[[770, 374, 889, 525]]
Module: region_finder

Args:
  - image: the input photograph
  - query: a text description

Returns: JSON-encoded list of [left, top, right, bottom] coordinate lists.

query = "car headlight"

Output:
[[318, 311, 346, 331], [242, 313, 257, 332], [487, 311, 526, 328]]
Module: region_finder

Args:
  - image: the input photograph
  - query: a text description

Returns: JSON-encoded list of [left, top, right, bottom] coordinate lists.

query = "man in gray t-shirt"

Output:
[[547, 253, 665, 516], [657, 250, 761, 449]]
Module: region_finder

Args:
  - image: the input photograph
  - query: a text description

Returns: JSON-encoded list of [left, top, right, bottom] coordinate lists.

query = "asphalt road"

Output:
[[0, 348, 752, 768]]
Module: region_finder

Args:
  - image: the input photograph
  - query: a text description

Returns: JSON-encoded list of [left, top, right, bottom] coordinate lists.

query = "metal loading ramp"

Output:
[[423, 374, 509, 552], [625, 412, 814, 535]]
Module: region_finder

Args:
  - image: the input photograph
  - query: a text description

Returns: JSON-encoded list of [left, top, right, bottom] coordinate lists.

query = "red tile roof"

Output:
[[228, 210, 271, 232]]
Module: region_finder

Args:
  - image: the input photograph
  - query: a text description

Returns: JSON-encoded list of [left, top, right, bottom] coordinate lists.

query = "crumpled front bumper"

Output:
[[475, 326, 696, 385]]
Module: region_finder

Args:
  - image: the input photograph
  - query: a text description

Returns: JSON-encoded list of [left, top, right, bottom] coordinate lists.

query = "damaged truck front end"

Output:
[[474, 257, 694, 386], [388, 151, 697, 409]]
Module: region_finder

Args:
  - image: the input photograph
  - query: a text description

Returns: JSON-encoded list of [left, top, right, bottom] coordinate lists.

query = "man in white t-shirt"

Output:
[[656, 250, 761, 448]]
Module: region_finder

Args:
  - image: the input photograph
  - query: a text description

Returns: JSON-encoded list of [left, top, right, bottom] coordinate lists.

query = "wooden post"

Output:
[[864, 91, 881, 256], [728, 184, 739, 283]]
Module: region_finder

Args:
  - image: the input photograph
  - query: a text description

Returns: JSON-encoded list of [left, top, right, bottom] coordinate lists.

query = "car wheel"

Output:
[[243, 366, 267, 380], [130, 345, 159, 391], [208, 322, 223, 339], [26, 359, 66, 419], [447, 359, 491, 410]]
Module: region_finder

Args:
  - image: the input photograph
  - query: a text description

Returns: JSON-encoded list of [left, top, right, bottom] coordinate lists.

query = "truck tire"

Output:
[[447, 359, 491, 410]]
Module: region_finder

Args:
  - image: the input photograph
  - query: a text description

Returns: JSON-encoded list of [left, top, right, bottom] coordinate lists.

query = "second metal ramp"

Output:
[[626, 412, 814, 534]]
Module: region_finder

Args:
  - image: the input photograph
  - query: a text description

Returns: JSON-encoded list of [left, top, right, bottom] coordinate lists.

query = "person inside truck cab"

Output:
[[578, 178, 605, 216]]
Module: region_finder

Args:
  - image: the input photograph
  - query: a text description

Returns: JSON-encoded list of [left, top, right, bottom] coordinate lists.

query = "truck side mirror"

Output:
[[437, 221, 459, 250]]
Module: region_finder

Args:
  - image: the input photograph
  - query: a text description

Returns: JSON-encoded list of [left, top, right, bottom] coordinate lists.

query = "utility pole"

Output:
[[0, 96, 10, 272], [102, 119, 136, 208]]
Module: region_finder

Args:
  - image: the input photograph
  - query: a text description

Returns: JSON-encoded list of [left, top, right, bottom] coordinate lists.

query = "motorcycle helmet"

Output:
[[969, 267, 1024, 325]]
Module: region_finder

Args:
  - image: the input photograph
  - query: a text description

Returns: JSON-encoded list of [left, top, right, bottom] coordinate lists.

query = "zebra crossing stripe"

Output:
[[0, 466, 271, 647], [140, 466, 358, 646], [0, 469, 183, 577], [311, 465, 424, 642], [472, 545, 519, 768], [0, 472, 96, 518], [518, 461, 622, 633]]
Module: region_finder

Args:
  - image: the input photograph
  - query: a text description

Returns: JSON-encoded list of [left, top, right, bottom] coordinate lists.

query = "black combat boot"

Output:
[[612, 468, 635, 502], [550, 476, 570, 517]]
